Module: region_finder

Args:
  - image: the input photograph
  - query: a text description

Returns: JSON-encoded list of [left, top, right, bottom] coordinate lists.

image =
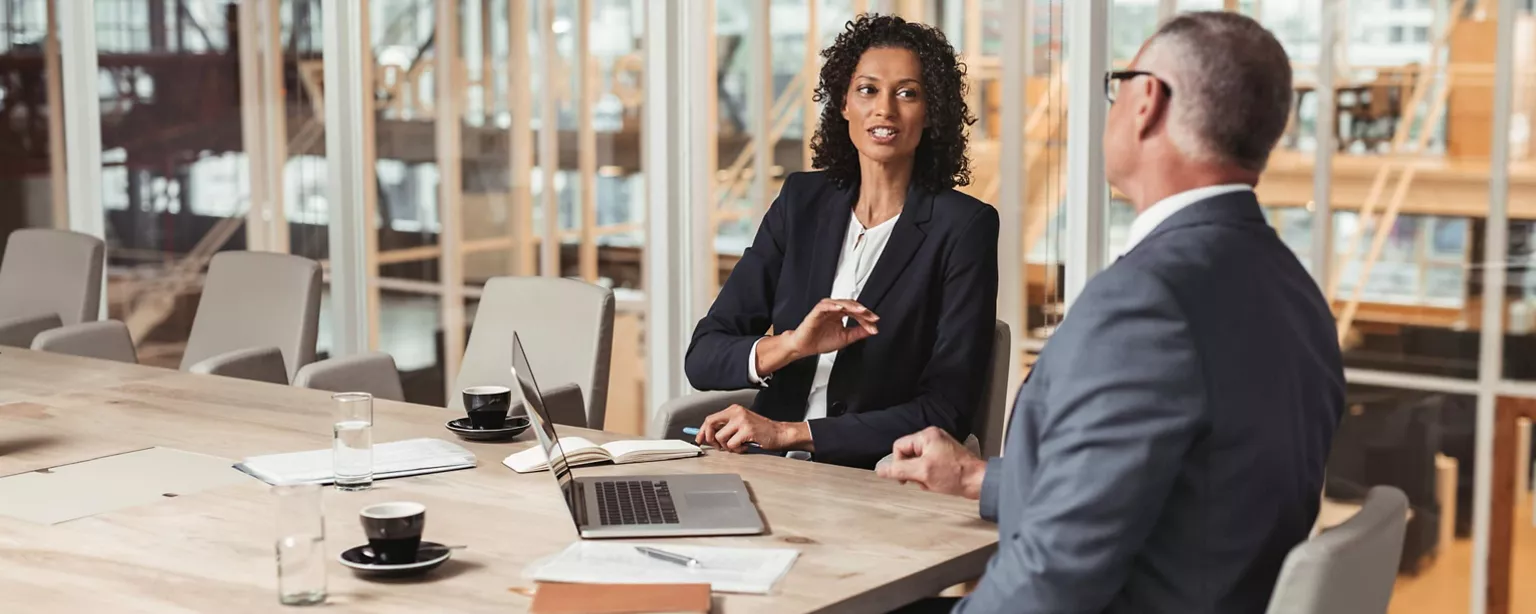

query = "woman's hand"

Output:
[[753, 299, 880, 377], [695, 404, 813, 452], [788, 298, 880, 356]]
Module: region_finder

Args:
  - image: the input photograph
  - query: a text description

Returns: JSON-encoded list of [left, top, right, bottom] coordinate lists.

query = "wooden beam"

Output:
[[437, 0, 467, 395], [539, 0, 560, 278], [750, 0, 772, 227], [577, 0, 598, 282], [510, 0, 536, 276], [1488, 396, 1536, 614], [44, 0, 66, 229], [359, 0, 381, 351], [804, 0, 819, 173]]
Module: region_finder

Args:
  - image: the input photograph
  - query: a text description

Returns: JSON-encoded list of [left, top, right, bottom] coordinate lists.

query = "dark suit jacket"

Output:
[[685, 171, 999, 468], [958, 191, 1344, 613]]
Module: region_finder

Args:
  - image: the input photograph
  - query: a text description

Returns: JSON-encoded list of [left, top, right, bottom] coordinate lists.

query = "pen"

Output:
[[682, 426, 763, 449], [635, 545, 703, 569]]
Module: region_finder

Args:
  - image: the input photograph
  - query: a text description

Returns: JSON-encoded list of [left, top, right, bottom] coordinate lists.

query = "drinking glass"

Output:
[[273, 482, 326, 606], [332, 392, 373, 491]]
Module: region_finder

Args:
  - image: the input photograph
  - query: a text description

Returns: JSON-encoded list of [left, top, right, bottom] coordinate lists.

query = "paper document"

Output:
[[528, 542, 799, 594], [235, 438, 477, 485]]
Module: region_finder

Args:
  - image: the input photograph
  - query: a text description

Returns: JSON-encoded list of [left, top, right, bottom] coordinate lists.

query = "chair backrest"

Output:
[[453, 276, 614, 429], [293, 352, 406, 402], [180, 251, 322, 380], [974, 320, 1012, 457], [0, 229, 104, 325], [1265, 486, 1409, 614], [30, 320, 137, 363]]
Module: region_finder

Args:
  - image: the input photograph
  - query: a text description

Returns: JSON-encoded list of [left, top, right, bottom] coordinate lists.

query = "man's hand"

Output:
[[695, 404, 813, 453], [876, 427, 987, 499]]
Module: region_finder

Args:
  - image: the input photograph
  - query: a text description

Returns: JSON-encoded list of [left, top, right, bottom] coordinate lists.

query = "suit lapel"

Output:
[[855, 186, 932, 313], [804, 182, 856, 315]]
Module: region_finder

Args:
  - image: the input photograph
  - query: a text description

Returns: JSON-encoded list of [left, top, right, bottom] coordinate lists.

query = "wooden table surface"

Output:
[[0, 349, 998, 613]]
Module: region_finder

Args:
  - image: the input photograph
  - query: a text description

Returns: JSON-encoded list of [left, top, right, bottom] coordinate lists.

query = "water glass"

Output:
[[273, 482, 326, 606], [332, 392, 374, 491]]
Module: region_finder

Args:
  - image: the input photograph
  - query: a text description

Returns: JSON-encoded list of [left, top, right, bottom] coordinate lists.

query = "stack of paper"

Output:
[[528, 542, 799, 594], [235, 438, 477, 485]]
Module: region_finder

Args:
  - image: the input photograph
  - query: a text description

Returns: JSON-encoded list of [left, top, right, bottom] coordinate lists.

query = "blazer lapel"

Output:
[[855, 186, 932, 313], [804, 182, 856, 315]]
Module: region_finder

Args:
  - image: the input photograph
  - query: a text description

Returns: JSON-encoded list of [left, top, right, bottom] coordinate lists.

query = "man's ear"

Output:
[[1135, 79, 1169, 142]]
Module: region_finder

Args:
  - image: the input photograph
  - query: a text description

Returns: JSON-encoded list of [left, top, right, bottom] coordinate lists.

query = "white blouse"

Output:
[[747, 209, 901, 422]]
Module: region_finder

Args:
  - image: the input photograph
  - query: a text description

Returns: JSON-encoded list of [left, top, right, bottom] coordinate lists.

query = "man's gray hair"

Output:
[[1144, 12, 1293, 172]]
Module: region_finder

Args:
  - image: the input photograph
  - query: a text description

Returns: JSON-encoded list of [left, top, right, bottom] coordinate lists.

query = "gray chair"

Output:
[[454, 276, 614, 429], [650, 389, 761, 440], [180, 251, 322, 384], [0, 229, 104, 347], [294, 352, 406, 402], [1265, 486, 1410, 614], [30, 320, 138, 363], [650, 320, 1015, 456]]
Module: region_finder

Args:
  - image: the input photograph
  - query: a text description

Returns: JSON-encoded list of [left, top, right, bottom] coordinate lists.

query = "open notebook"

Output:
[[503, 437, 700, 474]]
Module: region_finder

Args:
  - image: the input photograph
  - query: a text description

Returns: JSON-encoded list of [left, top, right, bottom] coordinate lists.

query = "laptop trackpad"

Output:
[[685, 491, 742, 509]]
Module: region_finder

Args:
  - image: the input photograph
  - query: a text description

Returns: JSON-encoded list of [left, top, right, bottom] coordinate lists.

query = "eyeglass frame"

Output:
[[1104, 70, 1173, 104]]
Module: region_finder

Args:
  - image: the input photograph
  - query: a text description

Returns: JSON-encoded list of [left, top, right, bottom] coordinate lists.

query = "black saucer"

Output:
[[338, 541, 452, 578], [444, 415, 530, 441]]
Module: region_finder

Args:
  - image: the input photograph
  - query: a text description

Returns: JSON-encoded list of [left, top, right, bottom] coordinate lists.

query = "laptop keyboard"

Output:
[[595, 480, 680, 526]]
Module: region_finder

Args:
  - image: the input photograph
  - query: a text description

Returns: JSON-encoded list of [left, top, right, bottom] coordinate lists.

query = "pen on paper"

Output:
[[635, 545, 704, 569]]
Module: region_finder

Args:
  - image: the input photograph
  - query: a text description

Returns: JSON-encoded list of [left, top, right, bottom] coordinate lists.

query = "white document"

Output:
[[235, 438, 477, 485], [528, 542, 799, 594], [502, 437, 700, 473]]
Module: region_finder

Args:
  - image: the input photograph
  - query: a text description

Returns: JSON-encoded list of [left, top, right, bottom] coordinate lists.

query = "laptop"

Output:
[[509, 332, 765, 539]]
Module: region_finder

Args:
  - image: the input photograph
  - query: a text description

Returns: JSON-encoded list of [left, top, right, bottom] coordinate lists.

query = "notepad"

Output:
[[528, 582, 712, 614], [234, 438, 477, 485], [502, 437, 701, 474], [528, 542, 799, 594]]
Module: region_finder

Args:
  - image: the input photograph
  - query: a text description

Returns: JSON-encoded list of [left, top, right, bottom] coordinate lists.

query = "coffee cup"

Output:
[[462, 386, 512, 429], [360, 502, 426, 565]]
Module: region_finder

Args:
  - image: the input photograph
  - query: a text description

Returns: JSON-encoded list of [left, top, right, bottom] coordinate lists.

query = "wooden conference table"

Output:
[[0, 348, 998, 613]]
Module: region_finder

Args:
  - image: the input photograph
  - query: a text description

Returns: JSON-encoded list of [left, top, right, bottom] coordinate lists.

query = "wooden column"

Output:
[[44, 0, 66, 229], [1487, 396, 1536, 614], [577, 0, 598, 281], [509, 0, 536, 276], [437, 0, 466, 393]]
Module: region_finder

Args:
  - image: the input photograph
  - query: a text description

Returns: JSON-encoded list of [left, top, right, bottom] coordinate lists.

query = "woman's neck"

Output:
[[854, 157, 913, 228]]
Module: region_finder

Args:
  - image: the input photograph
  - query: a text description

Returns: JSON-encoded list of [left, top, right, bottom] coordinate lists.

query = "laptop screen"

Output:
[[510, 332, 580, 520]]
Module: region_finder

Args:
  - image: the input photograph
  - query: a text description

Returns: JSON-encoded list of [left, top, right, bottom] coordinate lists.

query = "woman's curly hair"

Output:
[[810, 14, 975, 193]]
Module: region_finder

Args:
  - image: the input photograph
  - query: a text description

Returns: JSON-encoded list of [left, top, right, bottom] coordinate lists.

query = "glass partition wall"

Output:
[[28, 1, 1536, 611]]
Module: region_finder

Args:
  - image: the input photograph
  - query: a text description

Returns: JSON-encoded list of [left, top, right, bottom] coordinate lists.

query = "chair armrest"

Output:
[[187, 346, 289, 384], [293, 352, 404, 401], [647, 390, 760, 440], [0, 313, 63, 347], [30, 320, 137, 363]]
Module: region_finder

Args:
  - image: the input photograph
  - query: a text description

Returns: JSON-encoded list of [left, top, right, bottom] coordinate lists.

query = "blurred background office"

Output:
[[4, 0, 1536, 611]]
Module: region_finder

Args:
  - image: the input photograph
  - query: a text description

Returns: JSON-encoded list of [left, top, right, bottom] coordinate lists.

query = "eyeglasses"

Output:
[[1104, 70, 1173, 104]]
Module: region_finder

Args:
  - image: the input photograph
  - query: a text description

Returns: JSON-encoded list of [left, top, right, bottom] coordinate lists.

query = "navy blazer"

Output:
[[958, 190, 1345, 614], [685, 171, 1000, 468]]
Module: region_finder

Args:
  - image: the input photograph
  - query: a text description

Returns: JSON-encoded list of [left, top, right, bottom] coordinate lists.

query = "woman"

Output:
[[684, 14, 999, 469]]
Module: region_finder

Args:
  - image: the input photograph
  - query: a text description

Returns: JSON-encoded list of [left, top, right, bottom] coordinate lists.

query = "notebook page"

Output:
[[599, 439, 701, 463]]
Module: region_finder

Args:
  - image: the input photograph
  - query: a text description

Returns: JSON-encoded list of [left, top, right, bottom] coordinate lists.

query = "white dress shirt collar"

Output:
[[1117, 183, 1253, 259]]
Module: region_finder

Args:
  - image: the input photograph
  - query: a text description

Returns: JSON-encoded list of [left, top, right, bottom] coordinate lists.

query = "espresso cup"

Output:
[[360, 502, 426, 565], [462, 385, 512, 429]]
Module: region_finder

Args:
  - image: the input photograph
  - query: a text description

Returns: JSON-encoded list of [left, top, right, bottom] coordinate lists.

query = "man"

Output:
[[878, 12, 1344, 614]]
